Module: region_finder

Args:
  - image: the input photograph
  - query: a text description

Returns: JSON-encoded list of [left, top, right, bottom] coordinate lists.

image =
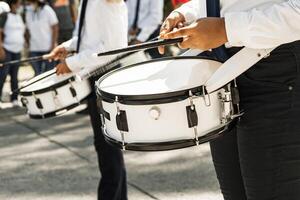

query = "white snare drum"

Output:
[[96, 57, 240, 151], [20, 70, 92, 119]]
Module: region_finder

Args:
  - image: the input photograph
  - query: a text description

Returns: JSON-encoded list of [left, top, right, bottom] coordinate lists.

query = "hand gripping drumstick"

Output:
[[0, 54, 51, 67], [96, 37, 184, 57]]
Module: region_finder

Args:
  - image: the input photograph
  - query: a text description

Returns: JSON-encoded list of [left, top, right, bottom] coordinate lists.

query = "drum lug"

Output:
[[188, 91, 199, 145], [20, 97, 28, 107], [52, 89, 62, 108], [219, 89, 232, 124], [202, 86, 211, 107], [115, 96, 128, 150], [231, 79, 241, 117], [69, 87, 77, 98], [69, 79, 80, 104], [32, 92, 44, 117]]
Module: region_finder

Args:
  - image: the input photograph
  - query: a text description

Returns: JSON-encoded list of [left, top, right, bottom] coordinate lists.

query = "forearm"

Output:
[[51, 24, 59, 48]]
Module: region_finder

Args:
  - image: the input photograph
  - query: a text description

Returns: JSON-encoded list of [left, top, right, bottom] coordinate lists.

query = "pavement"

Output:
[[0, 66, 223, 200]]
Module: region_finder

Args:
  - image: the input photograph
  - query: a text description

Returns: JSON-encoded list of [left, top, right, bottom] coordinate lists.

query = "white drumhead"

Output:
[[99, 58, 222, 96], [21, 72, 74, 92]]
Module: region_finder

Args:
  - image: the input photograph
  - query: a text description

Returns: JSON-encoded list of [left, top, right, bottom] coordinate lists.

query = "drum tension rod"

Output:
[[187, 91, 199, 145], [202, 86, 211, 107], [115, 96, 129, 150]]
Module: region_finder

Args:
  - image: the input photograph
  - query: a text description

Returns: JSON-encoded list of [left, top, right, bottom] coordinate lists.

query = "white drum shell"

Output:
[[102, 90, 224, 143], [21, 78, 91, 117]]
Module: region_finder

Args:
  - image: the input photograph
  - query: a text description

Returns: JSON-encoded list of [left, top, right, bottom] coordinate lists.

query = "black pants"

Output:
[[87, 92, 127, 200], [210, 41, 300, 200], [0, 50, 21, 101]]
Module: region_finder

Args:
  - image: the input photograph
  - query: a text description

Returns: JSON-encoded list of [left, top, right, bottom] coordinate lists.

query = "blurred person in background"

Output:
[[48, 0, 77, 43], [171, 0, 189, 9], [26, 0, 58, 76], [0, 0, 25, 106], [126, 0, 163, 58], [47, 0, 128, 199]]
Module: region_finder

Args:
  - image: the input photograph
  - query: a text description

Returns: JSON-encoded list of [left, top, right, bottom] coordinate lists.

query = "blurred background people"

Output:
[[0, 0, 25, 106], [47, 0, 77, 43], [25, 0, 58, 76], [126, 0, 163, 58]]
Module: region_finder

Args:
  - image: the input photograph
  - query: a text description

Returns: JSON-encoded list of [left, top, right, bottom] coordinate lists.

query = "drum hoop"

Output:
[[28, 96, 89, 119], [96, 56, 222, 105], [20, 76, 76, 96], [103, 122, 233, 151]]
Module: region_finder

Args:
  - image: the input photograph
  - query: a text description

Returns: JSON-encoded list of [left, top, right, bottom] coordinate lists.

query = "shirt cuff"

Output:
[[224, 12, 249, 47], [65, 55, 82, 72], [62, 37, 78, 52]]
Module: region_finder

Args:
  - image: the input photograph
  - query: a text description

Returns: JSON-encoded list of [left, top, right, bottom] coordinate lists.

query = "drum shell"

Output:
[[101, 89, 224, 144], [21, 79, 91, 118]]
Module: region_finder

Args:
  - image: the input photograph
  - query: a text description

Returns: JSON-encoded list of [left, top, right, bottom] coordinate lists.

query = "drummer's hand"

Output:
[[46, 45, 69, 61], [56, 60, 72, 75], [161, 17, 228, 51], [159, 11, 185, 54]]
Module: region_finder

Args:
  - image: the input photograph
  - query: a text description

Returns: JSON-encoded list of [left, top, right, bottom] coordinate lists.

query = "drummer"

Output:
[[47, 0, 128, 199], [159, 0, 300, 199]]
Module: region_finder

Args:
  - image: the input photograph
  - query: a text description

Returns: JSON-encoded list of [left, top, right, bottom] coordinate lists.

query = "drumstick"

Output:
[[96, 37, 184, 57], [10, 69, 57, 95], [0, 54, 51, 67]]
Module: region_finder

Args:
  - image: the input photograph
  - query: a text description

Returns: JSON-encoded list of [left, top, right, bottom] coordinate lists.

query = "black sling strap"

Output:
[[132, 0, 140, 29], [206, 0, 229, 61], [76, 0, 89, 52]]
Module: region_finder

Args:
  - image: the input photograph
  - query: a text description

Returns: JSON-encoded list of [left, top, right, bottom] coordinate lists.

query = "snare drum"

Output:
[[20, 70, 91, 119], [96, 57, 240, 151]]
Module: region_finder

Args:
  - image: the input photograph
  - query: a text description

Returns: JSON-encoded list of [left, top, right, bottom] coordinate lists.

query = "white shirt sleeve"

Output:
[[225, 0, 300, 49], [45, 5, 58, 26], [61, 36, 78, 52], [65, 1, 128, 72], [136, 0, 164, 42], [175, 0, 207, 23]]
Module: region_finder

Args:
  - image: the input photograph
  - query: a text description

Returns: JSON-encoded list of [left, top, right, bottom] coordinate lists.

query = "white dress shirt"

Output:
[[3, 13, 25, 53], [127, 0, 163, 42], [62, 0, 128, 72], [176, 0, 300, 49], [26, 5, 58, 52]]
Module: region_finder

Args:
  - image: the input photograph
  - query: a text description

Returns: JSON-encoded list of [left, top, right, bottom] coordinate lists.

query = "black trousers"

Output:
[[0, 50, 21, 101], [210, 41, 300, 200], [87, 92, 127, 200]]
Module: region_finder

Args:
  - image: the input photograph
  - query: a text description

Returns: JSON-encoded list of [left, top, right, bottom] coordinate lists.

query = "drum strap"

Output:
[[76, 0, 89, 52], [204, 0, 277, 93], [205, 47, 275, 93]]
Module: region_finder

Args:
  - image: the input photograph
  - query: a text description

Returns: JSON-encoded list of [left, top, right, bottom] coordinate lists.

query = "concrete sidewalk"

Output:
[[0, 66, 223, 200]]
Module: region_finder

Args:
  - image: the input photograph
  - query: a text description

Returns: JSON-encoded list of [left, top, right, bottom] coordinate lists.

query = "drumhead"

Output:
[[97, 57, 222, 103], [20, 71, 75, 96]]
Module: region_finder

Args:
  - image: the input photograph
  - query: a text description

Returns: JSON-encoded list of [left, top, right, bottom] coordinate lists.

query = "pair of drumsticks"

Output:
[[5, 37, 183, 94]]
